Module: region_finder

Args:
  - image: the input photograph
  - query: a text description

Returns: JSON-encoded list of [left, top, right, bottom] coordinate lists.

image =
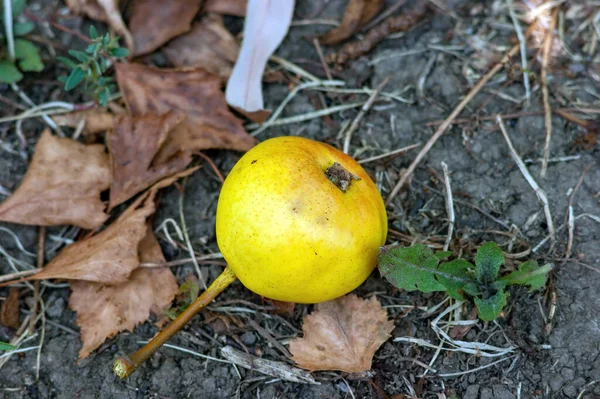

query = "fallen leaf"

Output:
[[28, 193, 155, 284], [0, 288, 20, 329], [204, 0, 247, 16], [319, 0, 383, 45], [128, 0, 201, 56], [0, 130, 110, 229], [108, 111, 192, 208], [65, 0, 133, 53], [115, 63, 255, 163], [162, 15, 239, 79], [289, 294, 393, 373], [69, 227, 178, 359], [225, 0, 294, 121], [52, 108, 115, 135]]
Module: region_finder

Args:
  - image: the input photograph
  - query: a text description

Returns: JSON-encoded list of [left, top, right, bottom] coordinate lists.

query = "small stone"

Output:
[[45, 297, 66, 319], [463, 385, 479, 399], [240, 331, 256, 346], [561, 367, 575, 380]]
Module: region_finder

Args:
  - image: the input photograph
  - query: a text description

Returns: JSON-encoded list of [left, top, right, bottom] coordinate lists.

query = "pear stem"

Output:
[[113, 266, 237, 379]]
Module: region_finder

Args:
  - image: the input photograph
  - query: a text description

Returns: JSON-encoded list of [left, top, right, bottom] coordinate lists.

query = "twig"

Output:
[[248, 80, 345, 136], [195, 152, 224, 183], [497, 115, 555, 243], [564, 163, 591, 258], [441, 162, 454, 251], [0, 269, 41, 284], [507, 0, 531, 107], [179, 180, 207, 290], [361, 0, 408, 31], [312, 38, 332, 81], [28, 226, 45, 334], [540, 8, 559, 178], [221, 346, 319, 385], [358, 143, 420, 164], [247, 102, 364, 131], [342, 76, 390, 154], [246, 318, 292, 358], [417, 54, 436, 100], [566, 205, 574, 259], [433, 355, 515, 378], [140, 253, 224, 268], [386, 41, 524, 206], [269, 55, 320, 83], [3, 0, 15, 61]]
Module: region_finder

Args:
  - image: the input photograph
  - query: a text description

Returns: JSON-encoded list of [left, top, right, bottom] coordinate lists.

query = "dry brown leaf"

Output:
[[108, 111, 192, 208], [0, 288, 20, 329], [203, 0, 247, 16], [289, 294, 393, 373], [129, 0, 201, 56], [52, 108, 115, 135], [28, 193, 155, 284], [319, 0, 383, 45], [162, 15, 240, 79], [0, 130, 110, 229], [115, 63, 255, 163], [65, 0, 133, 52], [70, 227, 178, 359]]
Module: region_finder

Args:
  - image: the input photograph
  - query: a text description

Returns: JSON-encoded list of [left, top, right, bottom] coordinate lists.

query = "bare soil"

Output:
[[1, 0, 599, 398]]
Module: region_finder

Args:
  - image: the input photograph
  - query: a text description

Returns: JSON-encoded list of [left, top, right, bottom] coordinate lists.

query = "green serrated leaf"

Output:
[[0, 341, 16, 351], [474, 282, 507, 321], [89, 25, 98, 39], [499, 261, 552, 291], [10, 0, 27, 17], [13, 21, 35, 36], [68, 49, 88, 63], [98, 87, 109, 106], [14, 39, 43, 71], [378, 244, 447, 293], [85, 43, 97, 54], [474, 242, 504, 284], [0, 60, 23, 83], [56, 56, 77, 68], [65, 66, 85, 90], [99, 56, 108, 73], [438, 259, 474, 299], [109, 47, 129, 58], [435, 251, 453, 261]]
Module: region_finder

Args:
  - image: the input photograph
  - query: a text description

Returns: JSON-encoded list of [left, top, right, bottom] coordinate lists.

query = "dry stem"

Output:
[[497, 115, 555, 243], [113, 266, 237, 379], [441, 162, 454, 251], [386, 41, 524, 206], [342, 76, 391, 154], [540, 8, 559, 178]]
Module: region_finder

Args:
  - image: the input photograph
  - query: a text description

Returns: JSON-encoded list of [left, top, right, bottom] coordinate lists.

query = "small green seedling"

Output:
[[0, 0, 44, 83], [0, 341, 16, 351], [378, 242, 553, 321], [58, 26, 128, 106], [164, 275, 200, 320]]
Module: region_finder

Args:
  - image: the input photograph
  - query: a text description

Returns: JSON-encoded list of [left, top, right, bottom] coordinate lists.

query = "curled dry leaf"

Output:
[[162, 14, 240, 79], [108, 111, 192, 208], [52, 108, 115, 135], [129, 0, 201, 56], [289, 294, 393, 373], [65, 0, 133, 53], [115, 63, 255, 162], [69, 226, 178, 359], [225, 0, 294, 122], [204, 0, 247, 16], [28, 192, 156, 284], [319, 0, 383, 45], [0, 288, 20, 329], [327, 1, 428, 65], [0, 130, 110, 229]]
